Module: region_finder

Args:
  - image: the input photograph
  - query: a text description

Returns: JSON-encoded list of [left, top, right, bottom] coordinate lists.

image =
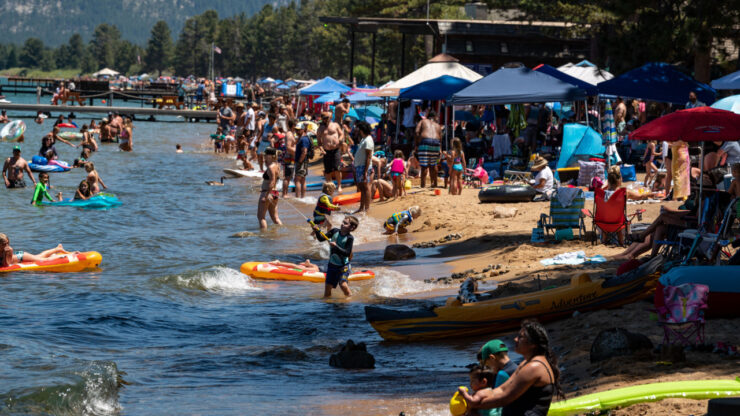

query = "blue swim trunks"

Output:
[[325, 263, 350, 288]]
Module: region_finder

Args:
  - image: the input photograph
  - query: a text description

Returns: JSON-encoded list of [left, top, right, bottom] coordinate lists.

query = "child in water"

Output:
[[74, 180, 93, 200], [383, 206, 421, 234], [313, 182, 342, 233], [0, 233, 67, 267], [84, 162, 106, 194], [311, 215, 359, 298], [389, 150, 407, 198], [460, 364, 498, 416], [31, 172, 62, 205]]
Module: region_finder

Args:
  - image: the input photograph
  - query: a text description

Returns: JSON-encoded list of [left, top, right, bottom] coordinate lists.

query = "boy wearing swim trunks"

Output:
[[312, 216, 358, 298]]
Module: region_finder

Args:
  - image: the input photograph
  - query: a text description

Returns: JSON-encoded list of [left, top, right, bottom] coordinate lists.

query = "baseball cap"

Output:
[[12, 145, 21, 152], [479, 339, 508, 360]]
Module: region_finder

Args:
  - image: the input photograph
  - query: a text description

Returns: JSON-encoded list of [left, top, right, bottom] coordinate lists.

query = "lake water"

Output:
[[0, 92, 510, 415]]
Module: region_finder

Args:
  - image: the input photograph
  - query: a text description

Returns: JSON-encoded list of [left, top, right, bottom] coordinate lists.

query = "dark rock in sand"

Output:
[[329, 339, 375, 369], [384, 244, 416, 261], [590, 327, 654, 363]]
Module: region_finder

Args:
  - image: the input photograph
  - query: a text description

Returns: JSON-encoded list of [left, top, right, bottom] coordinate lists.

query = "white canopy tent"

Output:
[[557, 60, 614, 86], [372, 54, 482, 96], [92, 68, 120, 77]]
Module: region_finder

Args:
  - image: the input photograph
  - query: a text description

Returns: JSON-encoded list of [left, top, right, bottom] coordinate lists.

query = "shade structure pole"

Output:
[[371, 32, 376, 86], [395, 99, 402, 151], [452, 105, 456, 150], [699, 141, 704, 222], [444, 102, 449, 150], [584, 99, 589, 125]]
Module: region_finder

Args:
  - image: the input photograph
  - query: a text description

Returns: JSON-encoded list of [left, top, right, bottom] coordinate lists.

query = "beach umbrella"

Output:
[[602, 100, 621, 166], [296, 121, 318, 133], [710, 95, 740, 114], [314, 91, 341, 104], [631, 106, 740, 217]]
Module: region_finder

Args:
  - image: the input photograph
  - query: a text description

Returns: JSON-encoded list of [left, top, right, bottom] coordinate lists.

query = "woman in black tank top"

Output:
[[459, 320, 563, 416]]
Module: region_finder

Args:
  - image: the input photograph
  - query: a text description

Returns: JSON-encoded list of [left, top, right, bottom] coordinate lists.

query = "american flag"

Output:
[[213, 45, 222, 54]]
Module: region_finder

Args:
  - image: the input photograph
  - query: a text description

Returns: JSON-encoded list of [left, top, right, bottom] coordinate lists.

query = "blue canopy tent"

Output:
[[399, 75, 473, 100], [450, 66, 588, 105], [533, 64, 599, 95], [711, 70, 740, 90], [597, 62, 716, 105], [299, 76, 351, 96], [348, 91, 382, 103], [557, 124, 606, 170], [276, 84, 290, 90], [314, 91, 341, 104]]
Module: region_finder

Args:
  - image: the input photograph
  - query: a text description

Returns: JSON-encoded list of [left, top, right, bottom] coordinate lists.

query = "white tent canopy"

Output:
[[92, 68, 120, 77], [374, 54, 482, 96], [557, 60, 613, 86]]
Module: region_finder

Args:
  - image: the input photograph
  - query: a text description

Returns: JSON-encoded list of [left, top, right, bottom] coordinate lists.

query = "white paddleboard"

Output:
[[223, 168, 263, 178]]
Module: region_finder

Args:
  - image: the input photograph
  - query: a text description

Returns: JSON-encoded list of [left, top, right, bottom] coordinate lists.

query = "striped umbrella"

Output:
[[603, 100, 617, 145]]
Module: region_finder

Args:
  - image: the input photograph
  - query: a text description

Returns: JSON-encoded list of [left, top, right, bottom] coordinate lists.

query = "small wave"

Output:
[[162, 267, 262, 295], [371, 268, 447, 298], [292, 195, 317, 205], [1, 360, 123, 416]]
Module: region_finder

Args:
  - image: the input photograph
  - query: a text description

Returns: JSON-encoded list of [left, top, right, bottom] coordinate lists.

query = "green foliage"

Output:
[[145, 21, 174, 76], [20, 38, 45, 68], [90, 24, 122, 69]]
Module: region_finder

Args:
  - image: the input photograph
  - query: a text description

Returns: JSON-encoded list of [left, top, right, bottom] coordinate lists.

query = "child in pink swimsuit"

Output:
[[389, 150, 407, 198]]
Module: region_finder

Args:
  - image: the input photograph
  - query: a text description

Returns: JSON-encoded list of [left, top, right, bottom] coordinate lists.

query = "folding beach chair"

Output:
[[583, 188, 628, 246], [538, 187, 586, 239], [654, 283, 709, 346], [681, 196, 739, 265]]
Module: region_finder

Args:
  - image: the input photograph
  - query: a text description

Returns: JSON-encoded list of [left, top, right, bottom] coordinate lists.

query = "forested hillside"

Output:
[[0, 0, 277, 45]]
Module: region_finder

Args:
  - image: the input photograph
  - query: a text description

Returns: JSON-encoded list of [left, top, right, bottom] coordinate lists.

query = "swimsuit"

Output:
[[323, 148, 341, 174], [14, 251, 24, 262], [417, 137, 441, 167], [452, 156, 463, 172], [384, 210, 412, 232], [32, 182, 54, 205], [315, 228, 354, 287], [313, 193, 341, 225], [390, 158, 405, 178]]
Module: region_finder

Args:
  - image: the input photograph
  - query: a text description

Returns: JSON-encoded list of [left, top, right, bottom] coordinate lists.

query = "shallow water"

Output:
[[0, 93, 512, 415]]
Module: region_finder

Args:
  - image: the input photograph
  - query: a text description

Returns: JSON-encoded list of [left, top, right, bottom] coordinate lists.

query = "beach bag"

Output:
[[578, 160, 605, 187], [305, 135, 316, 160]]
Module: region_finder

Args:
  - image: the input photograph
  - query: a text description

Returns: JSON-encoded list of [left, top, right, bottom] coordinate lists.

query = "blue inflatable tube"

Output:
[[42, 194, 122, 210], [29, 163, 71, 173]]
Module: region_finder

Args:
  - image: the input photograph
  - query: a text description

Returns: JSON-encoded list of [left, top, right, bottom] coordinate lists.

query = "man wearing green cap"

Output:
[[3, 146, 36, 189], [479, 339, 517, 390]]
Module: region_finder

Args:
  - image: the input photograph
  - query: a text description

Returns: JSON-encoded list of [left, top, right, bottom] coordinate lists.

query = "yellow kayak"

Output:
[[365, 272, 658, 342], [240, 262, 375, 283], [0, 251, 102, 273]]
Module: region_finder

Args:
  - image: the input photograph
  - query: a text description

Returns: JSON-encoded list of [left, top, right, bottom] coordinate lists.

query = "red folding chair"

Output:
[[582, 187, 627, 245]]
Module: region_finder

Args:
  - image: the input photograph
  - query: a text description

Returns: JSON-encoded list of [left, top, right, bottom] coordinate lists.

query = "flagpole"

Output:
[[210, 42, 214, 83]]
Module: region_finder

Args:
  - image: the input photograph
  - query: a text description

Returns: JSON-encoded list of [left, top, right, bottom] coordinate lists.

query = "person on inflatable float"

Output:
[[0, 234, 67, 267]]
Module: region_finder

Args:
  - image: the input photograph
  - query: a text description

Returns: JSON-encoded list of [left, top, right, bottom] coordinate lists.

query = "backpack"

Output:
[[305, 134, 316, 160]]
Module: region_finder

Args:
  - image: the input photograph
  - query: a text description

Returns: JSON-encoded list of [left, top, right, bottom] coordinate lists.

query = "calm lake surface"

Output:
[[0, 92, 509, 415]]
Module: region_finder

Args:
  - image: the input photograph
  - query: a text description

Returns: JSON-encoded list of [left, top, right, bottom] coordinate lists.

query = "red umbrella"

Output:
[[630, 106, 740, 142], [630, 106, 740, 218]]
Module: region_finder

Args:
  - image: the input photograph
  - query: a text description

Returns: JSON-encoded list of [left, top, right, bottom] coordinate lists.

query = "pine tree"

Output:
[[145, 20, 174, 76]]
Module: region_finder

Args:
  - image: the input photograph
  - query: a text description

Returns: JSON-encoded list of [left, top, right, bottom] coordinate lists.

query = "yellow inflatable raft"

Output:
[[240, 262, 374, 283], [0, 251, 102, 273]]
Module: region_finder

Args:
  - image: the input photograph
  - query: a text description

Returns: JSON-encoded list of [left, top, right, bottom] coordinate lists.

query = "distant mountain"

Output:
[[0, 0, 277, 46]]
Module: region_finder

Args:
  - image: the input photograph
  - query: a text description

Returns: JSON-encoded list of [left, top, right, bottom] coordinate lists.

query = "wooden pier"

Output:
[[0, 103, 216, 121]]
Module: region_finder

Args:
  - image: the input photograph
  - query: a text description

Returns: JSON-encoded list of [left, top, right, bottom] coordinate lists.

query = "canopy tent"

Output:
[[355, 105, 383, 119], [711, 70, 740, 90], [259, 77, 275, 84], [711, 95, 740, 114], [533, 64, 599, 96], [314, 91, 341, 104], [557, 124, 606, 170], [374, 54, 482, 96], [299, 76, 351, 96], [276, 84, 291, 90], [557, 60, 614, 85], [285, 80, 299, 87], [348, 91, 382, 103], [92, 68, 120, 77], [450, 66, 588, 105], [597, 62, 716, 105], [399, 75, 473, 100]]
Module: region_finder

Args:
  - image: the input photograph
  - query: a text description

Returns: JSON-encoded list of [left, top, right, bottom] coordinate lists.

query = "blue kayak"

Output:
[[289, 178, 355, 191], [42, 194, 122, 210]]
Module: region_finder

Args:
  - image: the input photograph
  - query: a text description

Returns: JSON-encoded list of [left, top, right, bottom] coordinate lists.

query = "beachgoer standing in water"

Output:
[[257, 147, 282, 230], [311, 215, 358, 298], [414, 111, 442, 188], [3, 146, 36, 189], [281, 119, 297, 198], [293, 123, 311, 199], [353, 121, 374, 213], [317, 111, 345, 194]]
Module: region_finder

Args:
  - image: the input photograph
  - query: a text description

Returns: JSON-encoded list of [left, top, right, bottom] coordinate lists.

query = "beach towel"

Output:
[[555, 187, 581, 208], [540, 250, 607, 266]]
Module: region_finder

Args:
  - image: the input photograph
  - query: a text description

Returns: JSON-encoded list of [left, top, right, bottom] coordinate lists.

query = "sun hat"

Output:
[[236, 102, 245, 108], [480, 339, 508, 360], [531, 156, 548, 172]]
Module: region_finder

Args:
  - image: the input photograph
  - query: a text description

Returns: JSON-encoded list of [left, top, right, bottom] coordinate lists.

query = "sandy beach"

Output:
[[354, 182, 740, 415]]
